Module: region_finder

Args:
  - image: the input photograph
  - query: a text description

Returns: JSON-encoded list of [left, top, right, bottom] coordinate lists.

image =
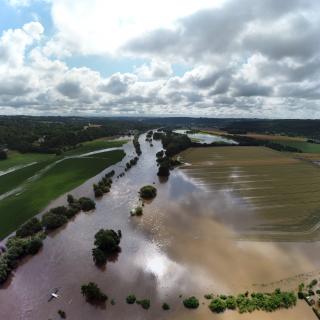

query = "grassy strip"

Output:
[[0, 150, 125, 239], [274, 140, 320, 153], [0, 160, 55, 195], [0, 151, 54, 172], [64, 139, 127, 156]]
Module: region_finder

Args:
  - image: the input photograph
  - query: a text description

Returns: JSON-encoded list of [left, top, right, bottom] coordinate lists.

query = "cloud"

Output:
[[134, 60, 173, 80], [2, 0, 320, 118]]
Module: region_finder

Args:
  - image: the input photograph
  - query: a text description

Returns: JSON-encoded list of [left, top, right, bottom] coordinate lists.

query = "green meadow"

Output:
[[0, 139, 127, 239]]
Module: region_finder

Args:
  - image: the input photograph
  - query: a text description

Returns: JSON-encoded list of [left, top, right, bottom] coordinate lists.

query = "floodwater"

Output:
[[174, 129, 237, 144], [0, 134, 318, 319]]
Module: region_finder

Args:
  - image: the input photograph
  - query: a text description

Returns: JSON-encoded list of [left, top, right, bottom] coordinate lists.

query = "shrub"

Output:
[[79, 197, 96, 211], [137, 299, 150, 310], [42, 212, 68, 230], [16, 217, 42, 238], [126, 294, 136, 304], [225, 296, 237, 310], [204, 294, 214, 299], [81, 282, 107, 303], [298, 291, 305, 299], [183, 296, 199, 309], [209, 298, 227, 313], [131, 206, 143, 216], [139, 185, 157, 199], [162, 302, 170, 310]]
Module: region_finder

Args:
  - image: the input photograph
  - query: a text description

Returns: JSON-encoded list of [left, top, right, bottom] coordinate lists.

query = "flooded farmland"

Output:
[[0, 134, 319, 319]]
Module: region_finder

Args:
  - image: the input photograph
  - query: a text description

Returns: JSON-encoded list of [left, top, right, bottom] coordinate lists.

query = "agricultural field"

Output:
[[0, 151, 54, 173], [64, 138, 126, 156], [0, 139, 127, 239], [180, 146, 320, 241]]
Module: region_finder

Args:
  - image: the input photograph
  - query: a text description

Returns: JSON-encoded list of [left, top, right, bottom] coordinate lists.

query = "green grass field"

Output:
[[274, 140, 320, 153], [180, 146, 320, 241], [0, 150, 125, 239], [0, 138, 128, 239], [0, 151, 54, 172], [64, 139, 126, 156]]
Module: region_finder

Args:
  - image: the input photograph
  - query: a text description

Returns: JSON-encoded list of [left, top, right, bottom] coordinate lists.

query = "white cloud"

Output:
[[2, 0, 320, 118], [48, 0, 225, 55], [134, 60, 173, 80]]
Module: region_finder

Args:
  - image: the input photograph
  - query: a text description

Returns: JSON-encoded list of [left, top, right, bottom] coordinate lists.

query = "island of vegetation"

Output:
[[92, 229, 122, 266], [139, 185, 157, 199]]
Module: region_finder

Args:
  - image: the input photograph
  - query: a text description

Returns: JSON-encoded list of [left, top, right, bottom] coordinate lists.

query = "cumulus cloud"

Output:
[[2, 0, 320, 117]]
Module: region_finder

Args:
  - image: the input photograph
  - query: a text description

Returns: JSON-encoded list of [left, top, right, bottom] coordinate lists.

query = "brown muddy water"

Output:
[[0, 134, 319, 319]]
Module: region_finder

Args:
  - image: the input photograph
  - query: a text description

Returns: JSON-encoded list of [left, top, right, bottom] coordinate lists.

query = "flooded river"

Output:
[[0, 134, 318, 319]]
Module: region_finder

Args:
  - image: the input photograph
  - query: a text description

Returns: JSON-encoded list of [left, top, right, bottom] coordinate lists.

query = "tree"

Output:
[[79, 197, 96, 211], [139, 185, 157, 199], [27, 238, 43, 255], [0, 150, 7, 160], [126, 294, 136, 304], [67, 194, 75, 205], [209, 298, 227, 313], [41, 212, 68, 230], [92, 247, 107, 265], [16, 217, 42, 238], [157, 165, 170, 177], [137, 299, 150, 310], [183, 296, 199, 309], [94, 229, 121, 253], [162, 302, 170, 310], [81, 282, 108, 303]]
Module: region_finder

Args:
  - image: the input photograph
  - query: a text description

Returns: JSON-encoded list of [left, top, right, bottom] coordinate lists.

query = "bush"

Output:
[[67, 194, 75, 205], [204, 294, 214, 299], [16, 217, 42, 238], [139, 185, 157, 199], [50, 206, 68, 216], [79, 197, 96, 211], [298, 291, 305, 299], [94, 188, 104, 198], [131, 206, 143, 216], [209, 298, 227, 313], [27, 238, 43, 255], [162, 302, 170, 310], [81, 282, 107, 303], [126, 294, 136, 304], [183, 296, 199, 309], [137, 299, 150, 310], [42, 212, 68, 230], [92, 247, 107, 266], [0, 259, 10, 284], [225, 296, 237, 310]]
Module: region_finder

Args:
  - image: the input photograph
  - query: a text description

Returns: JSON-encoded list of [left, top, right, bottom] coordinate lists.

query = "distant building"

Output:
[[83, 123, 102, 130]]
